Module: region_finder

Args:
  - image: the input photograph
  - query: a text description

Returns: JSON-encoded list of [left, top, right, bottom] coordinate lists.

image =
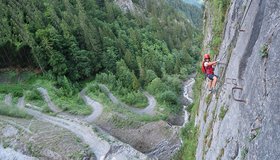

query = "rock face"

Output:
[[197, 0, 280, 159], [114, 0, 135, 12]]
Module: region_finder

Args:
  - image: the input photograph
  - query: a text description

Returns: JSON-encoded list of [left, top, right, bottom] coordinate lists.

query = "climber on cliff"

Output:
[[201, 54, 219, 92]]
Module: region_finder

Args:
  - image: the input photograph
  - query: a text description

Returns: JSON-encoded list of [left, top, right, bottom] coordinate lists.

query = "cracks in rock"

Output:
[[238, 0, 266, 80], [239, 0, 253, 31], [249, 115, 263, 142], [262, 29, 277, 98], [263, 58, 268, 97], [216, 21, 239, 98], [202, 100, 218, 159]]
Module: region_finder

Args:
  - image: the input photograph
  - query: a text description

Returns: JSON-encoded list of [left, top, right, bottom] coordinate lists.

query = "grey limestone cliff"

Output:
[[196, 0, 280, 159]]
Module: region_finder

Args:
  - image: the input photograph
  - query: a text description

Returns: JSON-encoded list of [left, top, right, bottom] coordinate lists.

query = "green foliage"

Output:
[[249, 128, 260, 142], [175, 121, 198, 160], [166, 0, 203, 29], [206, 94, 212, 106], [0, 0, 201, 86], [116, 59, 134, 90], [95, 72, 148, 108], [0, 103, 32, 119], [0, 0, 203, 117], [0, 71, 38, 97], [0, 0, 204, 130], [95, 72, 117, 86], [146, 78, 165, 93], [175, 66, 204, 159], [159, 91, 178, 105], [146, 75, 182, 113], [0, 84, 27, 97], [241, 147, 249, 160], [56, 96, 92, 115], [219, 105, 228, 120], [203, 110, 208, 122], [122, 91, 147, 108], [29, 77, 91, 115], [217, 148, 225, 160], [56, 76, 77, 97], [260, 44, 269, 58], [110, 115, 139, 128], [186, 103, 194, 113], [25, 89, 43, 101], [135, 114, 168, 122], [209, 0, 231, 53]]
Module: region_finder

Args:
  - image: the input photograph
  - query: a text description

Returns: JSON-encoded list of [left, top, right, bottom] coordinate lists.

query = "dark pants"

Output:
[[207, 74, 218, 80]]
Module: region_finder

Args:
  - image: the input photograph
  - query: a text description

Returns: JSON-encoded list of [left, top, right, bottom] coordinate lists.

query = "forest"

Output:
[[0, 0, 202, 114]]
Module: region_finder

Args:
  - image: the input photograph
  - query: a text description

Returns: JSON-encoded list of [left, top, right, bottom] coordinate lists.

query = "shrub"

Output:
[[260, 44, 269, 58], [241, 147, 249, 160], [0, 103, 32, 119], [206, 94, 212, 106], [122, 91, 147, 108], [159, 91, 178, 105], [0, 84, 27, 97], [25, 89, 42, 101], [219, 106, 228, 120], [146, 78, 165, 94], [145, 69, 158, 84], [95, 72, 117, 87]]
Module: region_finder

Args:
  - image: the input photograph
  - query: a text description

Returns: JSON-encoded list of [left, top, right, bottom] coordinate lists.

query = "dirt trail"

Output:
[[38, 87, 103, 122], [37, 87, 62, 113], [130, 92, 156, 115], [99, 84, 156, 115], [24, 107, 148, 160], [24, 108, 110, 160], [4, 94, 12, 106], [80, 89, 103, 122], [16, 97, 25, 108]]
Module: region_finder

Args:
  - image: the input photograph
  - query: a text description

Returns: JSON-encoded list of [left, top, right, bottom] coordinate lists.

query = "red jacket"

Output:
[[205, 64, 214, 75]]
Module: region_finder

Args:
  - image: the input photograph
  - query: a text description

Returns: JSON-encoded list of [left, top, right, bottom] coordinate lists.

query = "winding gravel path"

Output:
[[4, 94, 12, 106], [23, 106, 148, 160], [16, 97, 25, 109], [37, 87, 62, 113], [24, 108, 110, 160], [37, 87, 103, 122], [130, 92, 156, 115], [99, 84, 157, 115], [80, 89, 103, 122]]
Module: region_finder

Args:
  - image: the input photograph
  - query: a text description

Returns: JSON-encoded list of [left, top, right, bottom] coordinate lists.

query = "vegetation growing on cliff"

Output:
[[210, 0, 231, 53], [175, 0, 231, 159]]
